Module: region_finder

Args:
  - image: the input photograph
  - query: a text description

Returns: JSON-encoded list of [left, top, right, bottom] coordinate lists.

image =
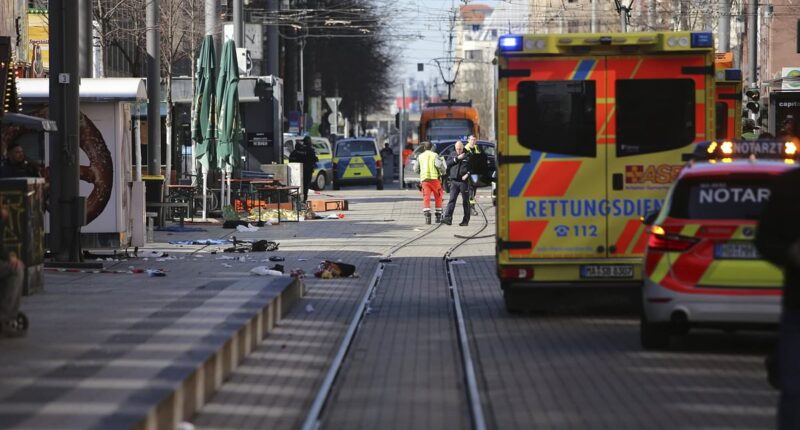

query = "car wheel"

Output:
[[314, 172, 327, 191], [640, 316, 671, 350]]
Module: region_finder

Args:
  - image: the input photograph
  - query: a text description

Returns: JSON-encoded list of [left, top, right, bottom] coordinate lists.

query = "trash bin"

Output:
[[143, 175, 165, 226], [0, 178, 46, 296]]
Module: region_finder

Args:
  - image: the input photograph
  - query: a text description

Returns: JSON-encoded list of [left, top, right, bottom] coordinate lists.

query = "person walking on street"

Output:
[[0, 203, 25, 338], [442, 141, 472, 226], [464, 135, 481, 216], [755, 167, 800, 429], [413, 141, 444, 224], [289, 135, 319, 203]]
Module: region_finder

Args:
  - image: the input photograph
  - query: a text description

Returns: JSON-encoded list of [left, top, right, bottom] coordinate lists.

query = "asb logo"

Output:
[[625, 164, 683, 184]]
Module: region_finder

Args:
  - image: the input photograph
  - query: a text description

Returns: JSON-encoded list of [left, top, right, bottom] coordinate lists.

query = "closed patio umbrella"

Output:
[[215, 39, 242, 208], [191, 34, 217, 220]]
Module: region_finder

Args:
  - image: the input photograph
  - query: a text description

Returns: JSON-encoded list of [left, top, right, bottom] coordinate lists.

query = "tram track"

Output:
[[300, 199, 492, 430]]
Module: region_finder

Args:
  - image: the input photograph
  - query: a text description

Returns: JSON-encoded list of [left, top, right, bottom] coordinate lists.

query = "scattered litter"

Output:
[[250, 266, 286, 276], [298, 258, 309, 262], [222, 263, 233, 268], [268, 256, 285, 262], [314, 260, 357, 278], [216, 255, 236, 260], [270, 264, 285, 273], [413, 228, 422, 232], [169, 239, 231, 245], [157, 226, 207, 232], [305, 304, 315, 313], [449, 259, 467, 265], [252, 240, 279, 252], [290, 268, 305, 279], [176, 422, 195, 430], [379, 258, 392, 263], [238, 256, 246, 262], [325, 214, 340, 219], [236, 223, 260, 232], [146, 269, 166, 277], [141, 251, 165, 258]]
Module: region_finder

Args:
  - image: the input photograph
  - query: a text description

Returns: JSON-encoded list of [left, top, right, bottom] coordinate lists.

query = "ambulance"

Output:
[[495, 32, 716, 312], [714, 68, 743, 140]]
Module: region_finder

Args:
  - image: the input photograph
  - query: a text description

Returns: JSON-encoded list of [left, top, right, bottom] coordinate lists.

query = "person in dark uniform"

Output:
[[1, 143, 41, 178], [442, 140, 472, 226], [755, 167, 800, 430], [289, 135, 319, 203]]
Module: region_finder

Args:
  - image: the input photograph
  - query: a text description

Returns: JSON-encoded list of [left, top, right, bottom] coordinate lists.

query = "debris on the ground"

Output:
[[305, 304, 315, 313], [270, 264, 284, 273], [221, 263, 233, 268], [268, 256, 285, 262], [236, 223, 260, 232], [379, 258, 392, 263], [290, 268, 305, 279], [250, 266, 286, 276], [314, 260, 357, 278], [146, 269, 166, 277], [141, 251, 165, 258]]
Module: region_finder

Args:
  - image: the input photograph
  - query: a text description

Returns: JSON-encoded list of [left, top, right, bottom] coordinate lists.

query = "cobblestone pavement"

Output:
[[451, 202, 779, 430]]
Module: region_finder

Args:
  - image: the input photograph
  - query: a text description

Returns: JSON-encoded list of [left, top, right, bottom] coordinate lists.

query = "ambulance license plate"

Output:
[[580, 265, 634, 279], [715, 242, 760, 259]]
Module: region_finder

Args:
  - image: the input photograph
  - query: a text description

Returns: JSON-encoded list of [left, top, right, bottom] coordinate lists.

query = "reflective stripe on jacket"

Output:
[[418, 150, 441, 181]]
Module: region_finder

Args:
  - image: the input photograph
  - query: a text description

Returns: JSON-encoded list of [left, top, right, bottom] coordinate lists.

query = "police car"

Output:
[[640, 140, 798, 349], [332, 137, 383, 190]]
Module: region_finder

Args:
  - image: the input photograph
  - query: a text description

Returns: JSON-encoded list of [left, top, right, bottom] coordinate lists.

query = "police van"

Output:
[[495, 32, 716, 311]]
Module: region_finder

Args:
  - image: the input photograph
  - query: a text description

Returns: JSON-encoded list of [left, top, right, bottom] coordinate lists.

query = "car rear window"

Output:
[[669, 175, 776, 220], [313, 142, 331, 155], [427, 120, 472, 141], [336, 140, 377, 157]]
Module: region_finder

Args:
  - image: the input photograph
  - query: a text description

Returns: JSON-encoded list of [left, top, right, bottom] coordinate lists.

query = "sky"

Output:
[[381, 0, 502, 83]]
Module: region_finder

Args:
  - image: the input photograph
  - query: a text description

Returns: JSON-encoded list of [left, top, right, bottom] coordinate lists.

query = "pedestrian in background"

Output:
[[464, 135, 482, 216], [442, 140, 472, 226], [755, 166, 800, 430], [413, 141, 444, 224], [289, 135, 319, 203], [0, 143, 41, 178]]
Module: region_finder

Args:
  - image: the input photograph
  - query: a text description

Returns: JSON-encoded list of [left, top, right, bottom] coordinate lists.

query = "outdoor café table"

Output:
[[253, 185, 301, 223], [227, 178, 277, 211]]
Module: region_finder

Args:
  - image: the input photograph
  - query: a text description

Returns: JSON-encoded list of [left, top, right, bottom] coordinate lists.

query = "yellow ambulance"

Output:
[[495, 32, 716, 312]]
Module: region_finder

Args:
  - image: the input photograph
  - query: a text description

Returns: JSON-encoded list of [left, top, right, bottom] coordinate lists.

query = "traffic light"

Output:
[[745, 88, 760, 114]]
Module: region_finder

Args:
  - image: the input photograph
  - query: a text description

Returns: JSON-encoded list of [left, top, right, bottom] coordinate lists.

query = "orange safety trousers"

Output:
[[421, 179, 443, 210]]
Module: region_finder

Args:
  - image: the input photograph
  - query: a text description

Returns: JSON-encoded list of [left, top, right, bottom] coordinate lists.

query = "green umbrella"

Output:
[[192, 34, 217, 173], [215, 39, 241, 172]]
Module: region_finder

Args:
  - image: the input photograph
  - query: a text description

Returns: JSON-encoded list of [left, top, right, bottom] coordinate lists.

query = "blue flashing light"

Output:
[[690, 32, 713, 48], [724, 69, 743, 81], [499, 35, 523, 52]]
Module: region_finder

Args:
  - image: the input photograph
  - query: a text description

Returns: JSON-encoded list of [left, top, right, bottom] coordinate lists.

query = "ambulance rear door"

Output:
[[501, 56, 608, 261], [604, 53, 712, 259]]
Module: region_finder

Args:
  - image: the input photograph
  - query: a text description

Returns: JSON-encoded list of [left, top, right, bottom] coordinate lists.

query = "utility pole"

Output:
[[78, 0, 92, 77], [267, 0, 279, 76], [718, 0, 731, 52], [146, 0, 161, 176], [647, 0, 656, 30], [747, 0, 758, 88], [49, 0, 82, 262], [233, 0, 243, 48], [206, 0, 219, 54]]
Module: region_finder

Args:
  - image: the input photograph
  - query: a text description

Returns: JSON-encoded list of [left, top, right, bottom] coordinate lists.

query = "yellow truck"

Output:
[[495, 31, 716, 311]]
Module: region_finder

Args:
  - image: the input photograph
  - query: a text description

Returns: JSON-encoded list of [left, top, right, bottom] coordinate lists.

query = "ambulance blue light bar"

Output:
[[690, 32, 713, 48], [499, 35, 523, 52]]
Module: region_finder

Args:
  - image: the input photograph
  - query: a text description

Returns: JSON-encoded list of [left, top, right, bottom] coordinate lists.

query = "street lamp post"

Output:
[[615, 0, 635, 32]]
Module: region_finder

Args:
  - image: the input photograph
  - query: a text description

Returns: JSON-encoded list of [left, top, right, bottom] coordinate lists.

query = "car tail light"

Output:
[[499, 267, 534, 280], [376, 159, 382, 169], [647, 225, 699, 252]]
